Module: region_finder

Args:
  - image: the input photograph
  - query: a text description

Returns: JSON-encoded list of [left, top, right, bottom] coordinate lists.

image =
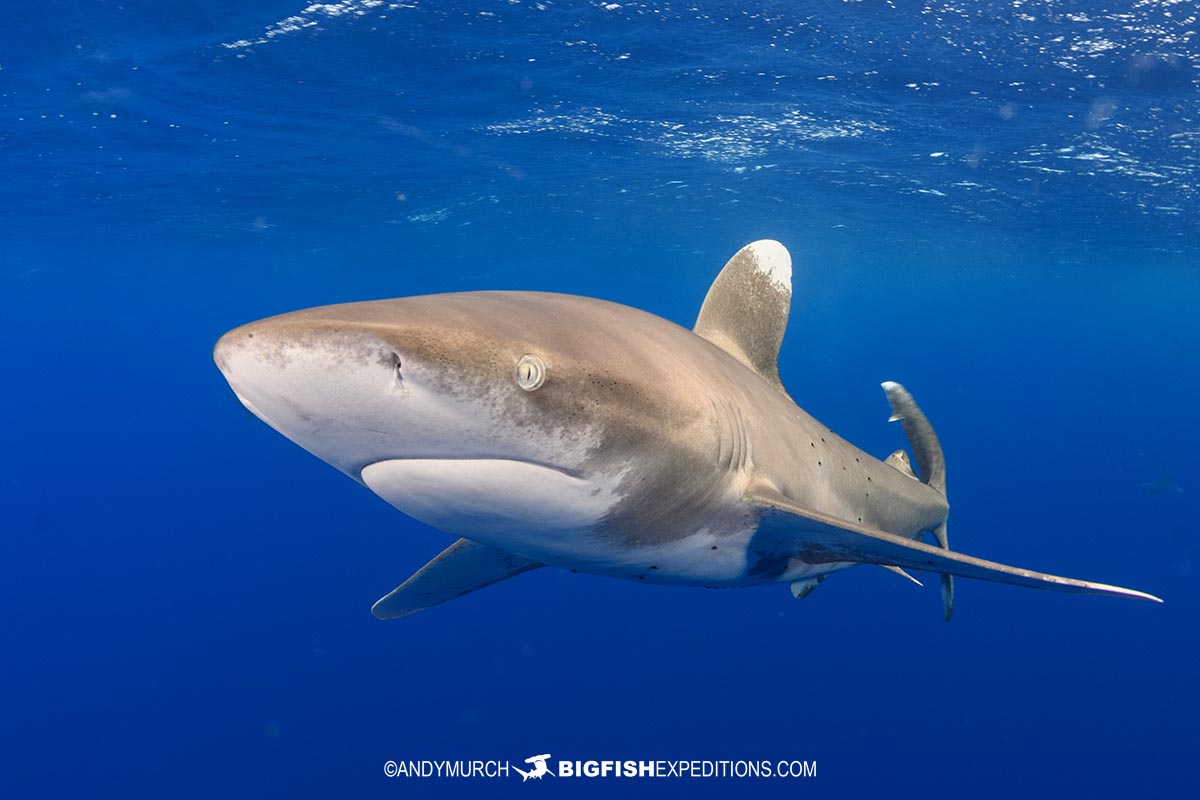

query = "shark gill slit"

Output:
[[709, 397, 727, 470]]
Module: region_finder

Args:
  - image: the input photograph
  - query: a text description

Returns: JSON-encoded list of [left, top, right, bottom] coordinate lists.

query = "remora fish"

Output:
[[213, 241, 1161, 620]]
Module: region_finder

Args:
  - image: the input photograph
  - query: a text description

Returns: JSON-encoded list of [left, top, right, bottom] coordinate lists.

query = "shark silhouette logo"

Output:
[[514, 754, 553, 781]]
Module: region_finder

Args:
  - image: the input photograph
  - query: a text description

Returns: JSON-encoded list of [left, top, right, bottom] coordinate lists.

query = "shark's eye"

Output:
[[515, 354, 546, 391]]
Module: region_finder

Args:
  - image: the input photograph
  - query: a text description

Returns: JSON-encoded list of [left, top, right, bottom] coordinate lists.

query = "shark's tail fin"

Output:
[[881, 381, 945, 496], [881, 381, 954, 620]]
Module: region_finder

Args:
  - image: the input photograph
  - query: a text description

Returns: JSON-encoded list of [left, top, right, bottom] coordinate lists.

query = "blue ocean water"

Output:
[[2, 1, 1197, 797]]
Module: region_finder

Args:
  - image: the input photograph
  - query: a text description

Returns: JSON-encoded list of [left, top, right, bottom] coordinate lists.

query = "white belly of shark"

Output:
[[360, 458, 619, 557], [213, 240, 1162, 621], [362, 458, 769, 586]]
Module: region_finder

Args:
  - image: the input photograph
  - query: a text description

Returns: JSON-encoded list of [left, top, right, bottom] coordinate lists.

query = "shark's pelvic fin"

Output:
[[747, 484, 1162, 604], [884, 449, 919, 480], [371, 538, 542, 620], [694, 240, 792, 392]]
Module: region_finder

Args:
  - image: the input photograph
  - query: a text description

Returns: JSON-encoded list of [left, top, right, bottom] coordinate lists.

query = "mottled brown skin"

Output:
[[694, 248, 793, 391]]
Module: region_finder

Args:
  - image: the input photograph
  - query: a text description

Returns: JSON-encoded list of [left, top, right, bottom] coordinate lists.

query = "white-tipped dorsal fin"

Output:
[[694, 240, 792, 392]]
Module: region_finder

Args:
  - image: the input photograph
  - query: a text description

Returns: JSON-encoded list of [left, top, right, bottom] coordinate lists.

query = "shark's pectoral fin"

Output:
[[371, 538, 543, 620], [694, 241, 792, 393], [790, 575, 826, 600], [746, 485, 1162, 605]]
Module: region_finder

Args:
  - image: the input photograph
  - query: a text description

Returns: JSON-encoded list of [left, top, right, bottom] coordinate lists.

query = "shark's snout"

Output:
[[214, 321, 293, 438], [212, 315, 399, 475], [213, 321, 276, 409], [212, 327, 240, 377], [212, 320, 269, 385], [213, 320, 266, 366], [212, 337, 229, 373]]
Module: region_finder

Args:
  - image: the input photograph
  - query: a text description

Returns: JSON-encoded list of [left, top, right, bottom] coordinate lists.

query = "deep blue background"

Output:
[[2, 2, 1196, 797]]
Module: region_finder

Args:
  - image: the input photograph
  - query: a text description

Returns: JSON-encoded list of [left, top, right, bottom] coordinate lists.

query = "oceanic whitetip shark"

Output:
[[213, 241, 1161, 620]]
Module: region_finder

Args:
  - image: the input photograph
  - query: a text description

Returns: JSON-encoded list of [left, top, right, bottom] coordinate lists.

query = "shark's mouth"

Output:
[[360, 458, 612, 540]]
